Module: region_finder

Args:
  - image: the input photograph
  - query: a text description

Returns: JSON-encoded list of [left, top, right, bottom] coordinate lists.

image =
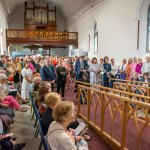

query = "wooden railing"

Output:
[[113, 82, 150, 98], [6, 29, 78, 47], [6, 29, 78, 41], [110, 78, 150, 86], [77, 83, 150, 150], [75, 81, 150, 103]]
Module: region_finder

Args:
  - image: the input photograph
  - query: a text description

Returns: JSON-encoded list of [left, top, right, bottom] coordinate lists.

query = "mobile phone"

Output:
[[74, 122, 86, 136]]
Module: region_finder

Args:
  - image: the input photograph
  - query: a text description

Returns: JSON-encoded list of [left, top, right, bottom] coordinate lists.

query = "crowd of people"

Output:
[[0, 54, 149, 149]]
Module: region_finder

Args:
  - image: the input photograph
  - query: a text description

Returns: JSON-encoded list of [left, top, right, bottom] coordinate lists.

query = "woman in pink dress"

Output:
[[130, 57, 137, 79], [135, 58, 143, 77], [0, 83, 26, 111]]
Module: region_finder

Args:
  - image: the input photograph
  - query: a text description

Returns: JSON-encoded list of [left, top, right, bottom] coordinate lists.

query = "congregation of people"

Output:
[[0, 54, 149, 150]]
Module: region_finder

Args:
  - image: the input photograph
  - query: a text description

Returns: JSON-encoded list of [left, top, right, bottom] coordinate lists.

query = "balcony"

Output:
[[6, 29, 78, 48]]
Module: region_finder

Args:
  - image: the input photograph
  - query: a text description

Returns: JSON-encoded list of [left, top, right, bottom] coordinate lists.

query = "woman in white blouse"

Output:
[[88, 57, 99, 85], [21, 61, 33, 101]]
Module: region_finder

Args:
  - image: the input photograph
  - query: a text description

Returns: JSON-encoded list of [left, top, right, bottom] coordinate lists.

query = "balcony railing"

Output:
[[6, 29, 78, 41]]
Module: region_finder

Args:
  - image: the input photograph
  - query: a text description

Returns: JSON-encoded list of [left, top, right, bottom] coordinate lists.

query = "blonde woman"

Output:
[[47, 101, 77, 150], [42, 92, 61, 135]]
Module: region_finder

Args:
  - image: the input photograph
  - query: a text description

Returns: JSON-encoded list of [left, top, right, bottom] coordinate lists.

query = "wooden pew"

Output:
[[113, 82, 150, 101], [110, 78, 150, 86], [75, 80, 150, 103], [76, 83, 150, 150]]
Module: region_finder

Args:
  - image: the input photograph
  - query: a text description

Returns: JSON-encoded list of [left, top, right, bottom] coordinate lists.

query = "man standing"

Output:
[[56, 60, 67, 100], [40, 57, 56, 91], [75, 56, 88, 80]]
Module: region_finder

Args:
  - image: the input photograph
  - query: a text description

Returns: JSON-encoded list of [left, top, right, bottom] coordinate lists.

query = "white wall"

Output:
[[138, 0, 150, 58], [9, 5, 67, 31], [0, 1, 8, 55], [68, 0, 147, 65]]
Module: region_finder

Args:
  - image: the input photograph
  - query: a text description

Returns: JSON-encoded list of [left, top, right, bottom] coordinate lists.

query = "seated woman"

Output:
[[35, 81, 51, 116], [42, 92, 78, 135], [47, 101, 78, 150], [44, 93, 91, 139], [42, 92, 61, 135], [0, 74, 28, 104], [0, 84, 26, 112], [31, 76, 42, 96]]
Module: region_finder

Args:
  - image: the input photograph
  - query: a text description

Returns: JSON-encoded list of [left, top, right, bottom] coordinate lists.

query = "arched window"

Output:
[[146, 6, 150, 52], [93, 22, 98, 54]]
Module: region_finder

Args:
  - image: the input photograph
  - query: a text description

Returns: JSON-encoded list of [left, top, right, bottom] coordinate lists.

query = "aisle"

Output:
[[12, 108, 42, 150]]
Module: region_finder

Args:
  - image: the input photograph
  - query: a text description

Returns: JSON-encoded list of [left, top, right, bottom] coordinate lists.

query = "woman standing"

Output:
[[56, 60, 67, 100], [103, 56, 111, 87], [88, 57, 99, 85], [65, 59, 71, 89], [119, 58, 127, 80], [131, 57, 137, 76], [13, 57, 22, 88], [21, 61, 33, 101], [135, 58, 143, 77], [109, 58, 119, 88], [126, 58, 132, 80]]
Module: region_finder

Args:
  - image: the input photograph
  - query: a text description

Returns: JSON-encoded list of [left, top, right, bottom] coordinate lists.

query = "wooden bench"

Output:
[[75, 80, 150, 102], [76, 83, 150, 150], [113, 82, 150, 101], [110, 78, 150, 86]]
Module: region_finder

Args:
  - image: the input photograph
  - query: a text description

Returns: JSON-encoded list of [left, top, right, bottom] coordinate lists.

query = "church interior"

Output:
[[0, 0, 149, 150]]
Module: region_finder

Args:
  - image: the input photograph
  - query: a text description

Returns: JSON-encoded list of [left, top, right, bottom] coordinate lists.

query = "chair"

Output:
[[29, 93, 34, 121], [38, 119, 51, 150], [32, 100, 41, 137]]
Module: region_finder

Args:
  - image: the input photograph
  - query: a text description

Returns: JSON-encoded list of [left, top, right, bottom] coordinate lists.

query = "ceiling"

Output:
[[1, 0, 102, 21]]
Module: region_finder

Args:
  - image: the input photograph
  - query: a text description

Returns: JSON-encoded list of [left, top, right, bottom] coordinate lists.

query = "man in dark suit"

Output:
[[40, 57, 56, 91], [75, 56, 89, 80]]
